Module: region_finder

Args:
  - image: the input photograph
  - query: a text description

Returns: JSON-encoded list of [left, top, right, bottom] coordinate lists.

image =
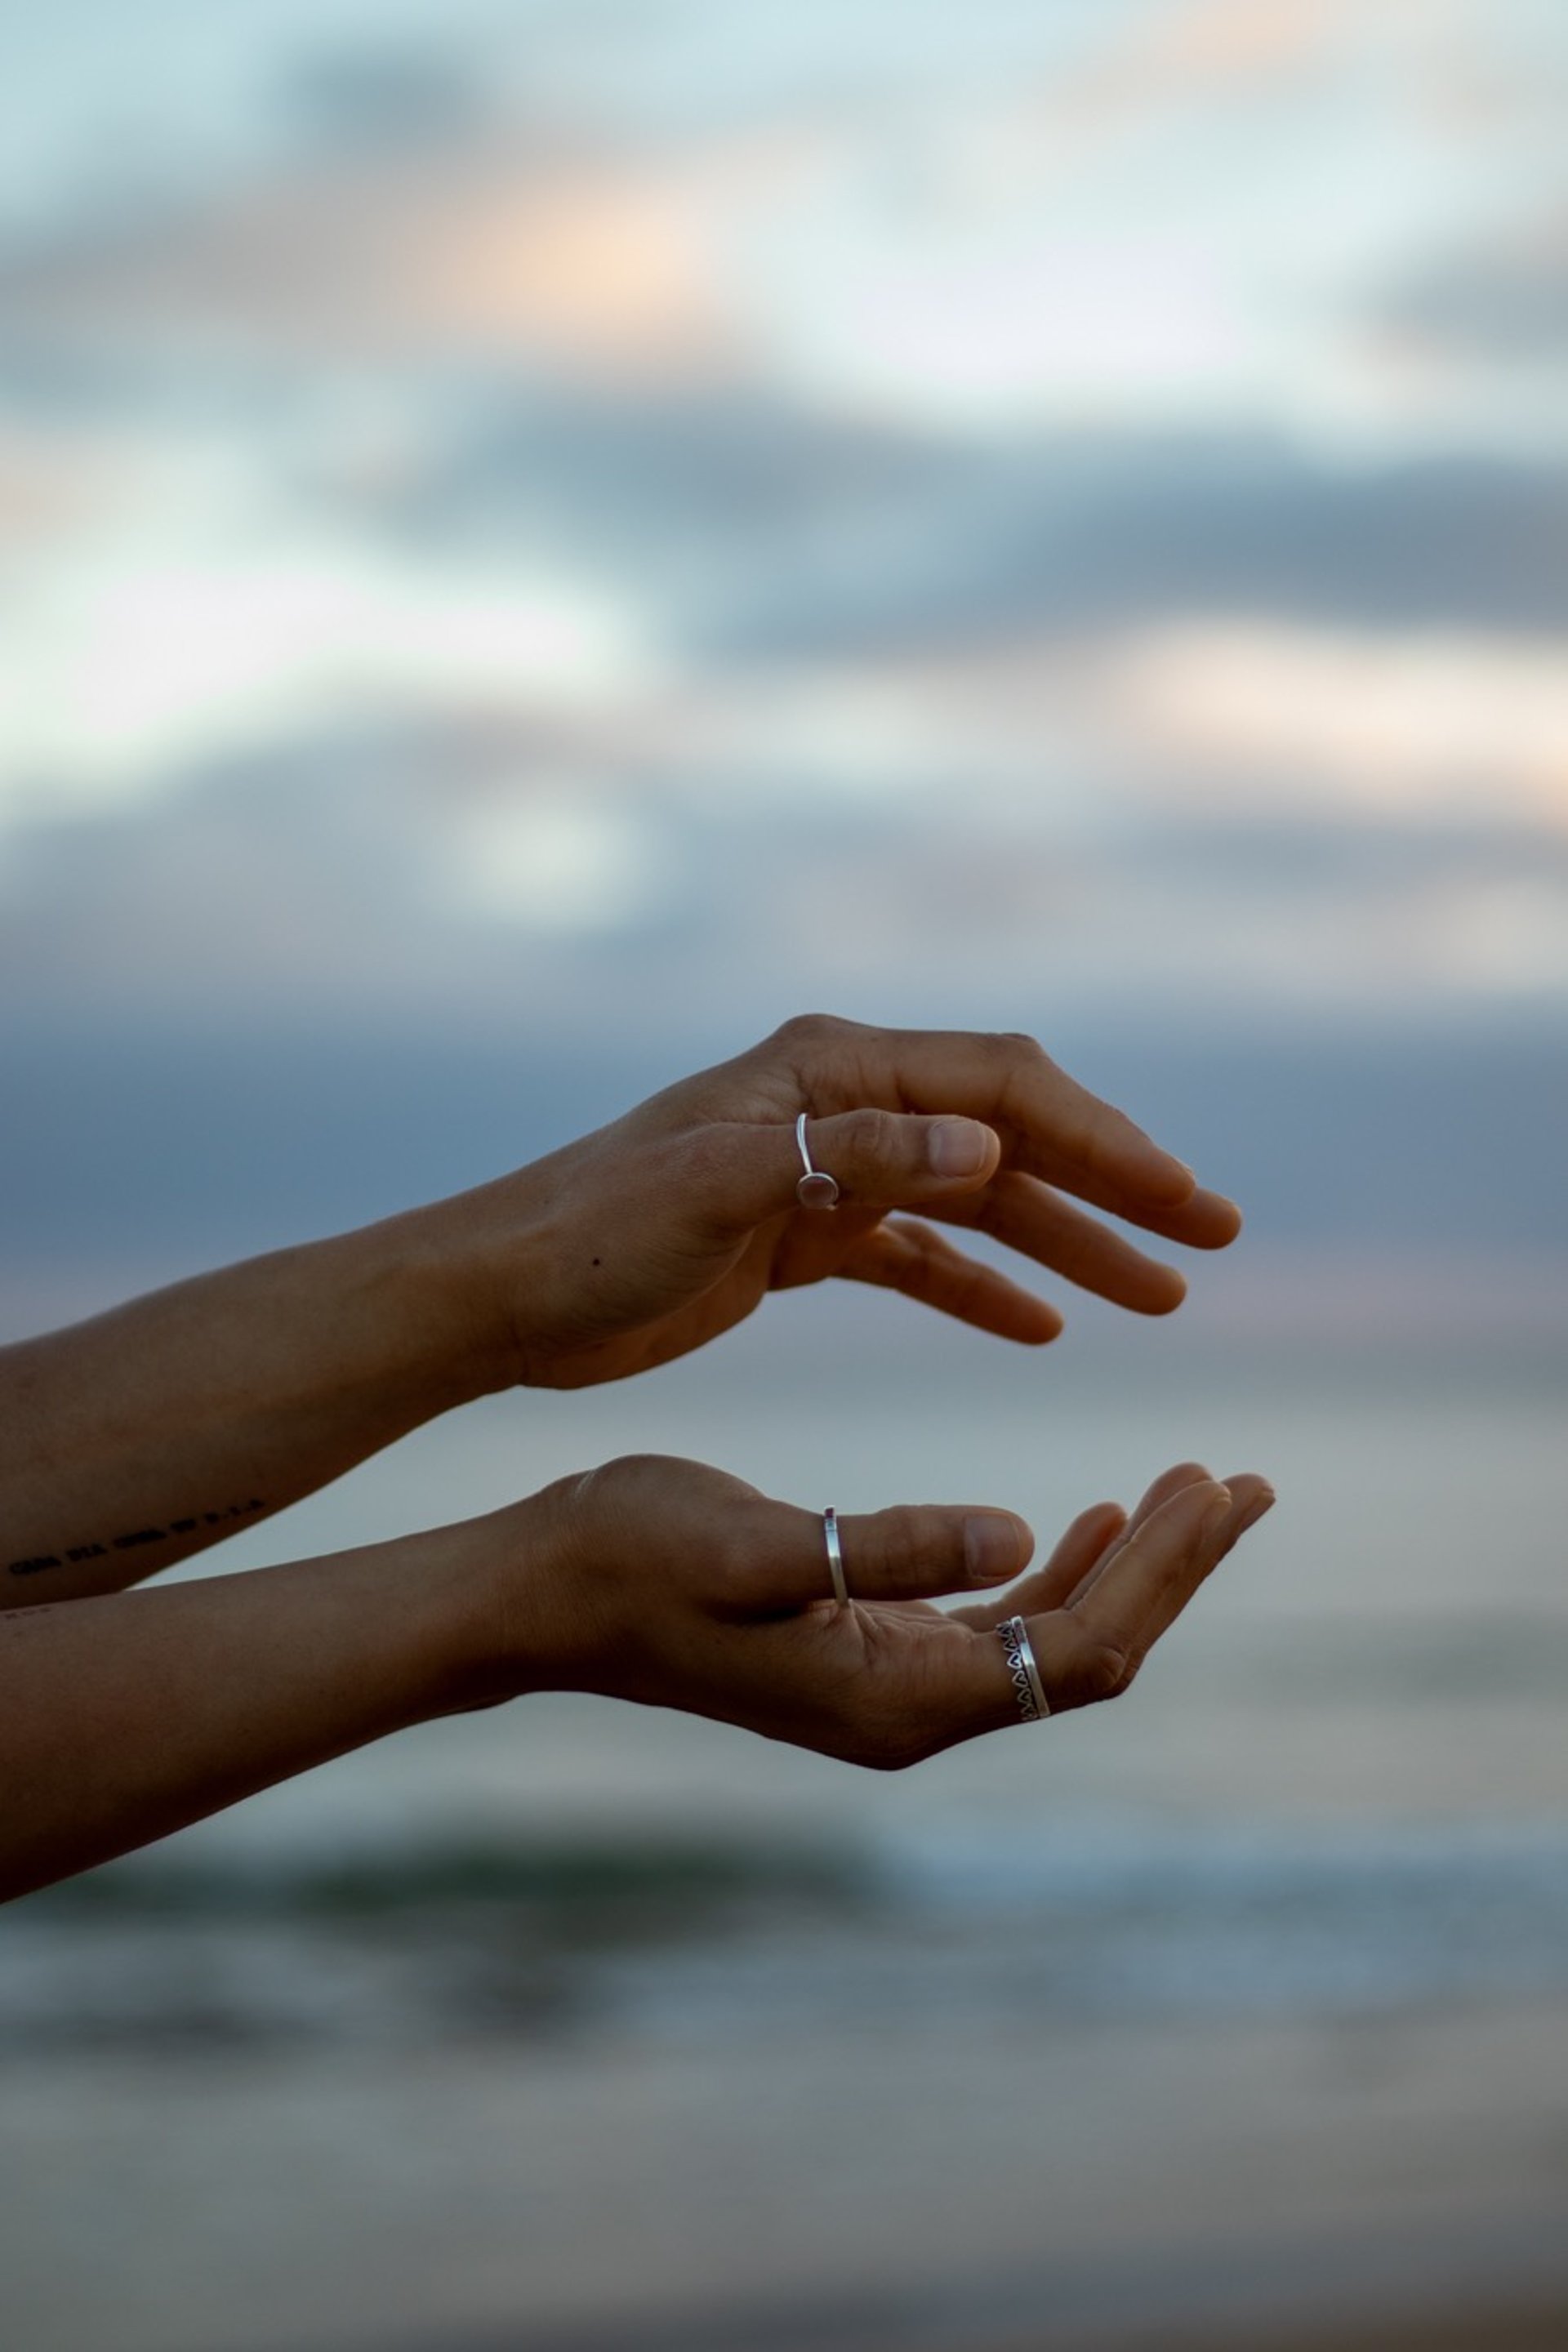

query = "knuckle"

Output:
[[1076, 1638, 1138, 1704], [775, 1011, 844, 1051], [837, 1104, 898, 1161], [885, 1503, 947, 1575], [994, 1030, 1057, 1075], [854, 1503, 935, 1589], [539, 1468, 599, 1561], [572, 1453, 670, 1517], [565, 1458, 631, 1521]]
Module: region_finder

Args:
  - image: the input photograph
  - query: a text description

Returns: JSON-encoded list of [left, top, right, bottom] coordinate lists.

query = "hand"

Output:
[[461, 1013, 1242, 1389], [493, 1455, 1276, 1763]]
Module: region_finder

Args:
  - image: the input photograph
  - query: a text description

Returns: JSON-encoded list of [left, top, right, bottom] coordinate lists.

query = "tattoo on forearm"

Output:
[[7, 1499, 266, 1579]]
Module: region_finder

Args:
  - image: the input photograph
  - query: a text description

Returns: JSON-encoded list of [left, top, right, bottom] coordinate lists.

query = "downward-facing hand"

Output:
[[470, 1013, 1242, 1389]]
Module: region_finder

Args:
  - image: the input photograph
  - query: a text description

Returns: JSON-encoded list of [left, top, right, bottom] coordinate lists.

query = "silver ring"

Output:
[[997, 1616, 1050, 1723], [795, 1111, 840, 1210], [822, 1506, 849, 1606]]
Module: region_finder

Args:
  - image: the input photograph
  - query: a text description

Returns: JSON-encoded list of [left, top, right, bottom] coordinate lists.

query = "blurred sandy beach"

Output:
[[6, 1998, 1568, 2352]]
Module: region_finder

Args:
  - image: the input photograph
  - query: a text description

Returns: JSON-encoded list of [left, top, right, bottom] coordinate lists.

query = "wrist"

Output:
[[373, 1167, 550, 1405], [332, 1517, 501, 1724], [403, 1157, 570, 1401], [465, 1476, 593, 1704]]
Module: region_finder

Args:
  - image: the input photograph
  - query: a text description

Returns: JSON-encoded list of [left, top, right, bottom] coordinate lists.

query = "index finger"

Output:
[[786, 1018, 1197, 1209]]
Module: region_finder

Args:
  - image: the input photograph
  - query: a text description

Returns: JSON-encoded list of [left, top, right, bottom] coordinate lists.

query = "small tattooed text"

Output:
[[8, 1499, 266, 1579]]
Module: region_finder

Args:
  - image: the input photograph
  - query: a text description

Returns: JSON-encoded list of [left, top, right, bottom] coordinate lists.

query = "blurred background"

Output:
[[2, 2, 1566, 2348]]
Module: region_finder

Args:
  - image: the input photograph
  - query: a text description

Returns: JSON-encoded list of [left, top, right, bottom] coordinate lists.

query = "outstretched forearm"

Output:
[[2, 1195, 526, 1603], [0, 1514, 503, 1900]]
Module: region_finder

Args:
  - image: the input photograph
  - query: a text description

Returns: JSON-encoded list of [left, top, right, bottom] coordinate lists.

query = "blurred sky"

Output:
[[1, 0, 1566, 1334]]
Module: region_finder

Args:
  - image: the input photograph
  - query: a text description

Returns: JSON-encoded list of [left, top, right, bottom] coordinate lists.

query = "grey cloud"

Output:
[[1383, 223, 1568, 361], [275, 42, 489, 153], [6, 711, 1567, 1045], [370, 393, 1568, 649], [1108, 811, 1568, 893]]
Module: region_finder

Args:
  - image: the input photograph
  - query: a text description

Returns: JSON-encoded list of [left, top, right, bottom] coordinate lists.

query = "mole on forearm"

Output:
[[7, 1498, 266, 1579]]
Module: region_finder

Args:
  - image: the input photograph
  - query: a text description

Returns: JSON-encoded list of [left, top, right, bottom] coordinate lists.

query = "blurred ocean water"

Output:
[[11, 1814, 1568, 2053]]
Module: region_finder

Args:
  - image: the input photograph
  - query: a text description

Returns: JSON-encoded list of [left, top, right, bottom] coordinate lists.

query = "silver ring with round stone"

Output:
[[795, 1111, 840, 1210]]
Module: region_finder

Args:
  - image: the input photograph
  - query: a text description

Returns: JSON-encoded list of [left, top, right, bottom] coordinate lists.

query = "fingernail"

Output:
[[1232, 1486, 1276, 1537], [930, 1119, 991, 1178], [964, 1513, 1022, 1584], [1199, 1486, 1233, 1540]]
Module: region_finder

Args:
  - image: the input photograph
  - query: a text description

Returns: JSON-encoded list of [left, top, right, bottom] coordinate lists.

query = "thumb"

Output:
[[701, 1109, 1001, 1228], [804, 1107, 1000, 1207]]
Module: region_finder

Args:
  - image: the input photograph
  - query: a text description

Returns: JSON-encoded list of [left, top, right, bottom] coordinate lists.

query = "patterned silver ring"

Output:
[[795, 1111, 840, 1210], [997, 1616, 1050, 1724], [822, 1506, 849, 1606]]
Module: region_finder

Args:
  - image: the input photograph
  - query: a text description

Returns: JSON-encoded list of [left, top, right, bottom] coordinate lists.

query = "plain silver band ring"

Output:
[[822, 1506, 849, 1606], [998, 1616, 1050, 1723], [795, 1111, 840, 1210]]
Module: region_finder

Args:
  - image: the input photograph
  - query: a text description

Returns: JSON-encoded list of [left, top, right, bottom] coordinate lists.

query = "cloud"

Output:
[[354, 392, 1568, 651], [278, 38, 488, 152], [11, 394, 1566, 802], [0, 434, 654, 805], [24, 367, 1568, 827], [0, 418, 136, 548], [1084, 622, 1568, 830], [443, 791, 672, 933], [6, 682, 1568, 1054], [1385, 213, 1568, 363], [0, 133, 749, 383], [4, 0, 1566, 1069], [7, 0, 1566, 460]]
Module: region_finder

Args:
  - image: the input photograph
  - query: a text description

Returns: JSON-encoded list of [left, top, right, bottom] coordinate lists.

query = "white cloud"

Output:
[[0, 447, 655, 826], [1087, 622, 1568, 828], [713, 7, 1568, 452], [443, 791, 670, 933]]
